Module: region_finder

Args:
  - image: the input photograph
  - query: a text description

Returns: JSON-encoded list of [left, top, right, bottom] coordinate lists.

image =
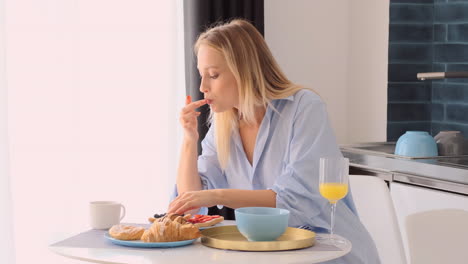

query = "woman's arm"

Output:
[[176, 138, 203, 194], [168, 189, 276, 215], [176, 97, 207, 194], [217, 189, 276, 209], [270, 92, 343, 229]]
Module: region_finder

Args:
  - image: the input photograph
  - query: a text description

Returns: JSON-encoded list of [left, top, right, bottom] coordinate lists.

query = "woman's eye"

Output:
[[209, 74, 219, 79]]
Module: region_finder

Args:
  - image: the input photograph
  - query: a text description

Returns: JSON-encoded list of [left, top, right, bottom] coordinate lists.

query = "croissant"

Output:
[[141, 213, 201, 242]]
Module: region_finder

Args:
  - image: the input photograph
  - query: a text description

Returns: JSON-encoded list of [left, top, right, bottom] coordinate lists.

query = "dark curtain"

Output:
[[183, 0, 264, 220]]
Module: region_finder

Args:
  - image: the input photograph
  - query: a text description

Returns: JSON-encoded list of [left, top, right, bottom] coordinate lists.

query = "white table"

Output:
[[50, 221, 351, 264]]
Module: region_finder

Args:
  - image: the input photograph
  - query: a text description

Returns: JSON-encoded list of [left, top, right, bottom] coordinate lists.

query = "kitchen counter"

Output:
[[341, 142, 468, 195]]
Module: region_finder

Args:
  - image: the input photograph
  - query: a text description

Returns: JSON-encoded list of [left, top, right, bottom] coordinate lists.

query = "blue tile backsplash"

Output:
[[389, 44, 432, 63], [447, 24, 468, 41], [390, 4, 434, 23], [388, 83, 432, 101], [434, 3, 468, 23], [389, 24, 433, 41], [434, 44, 468, 63], [388, 0, 468, 141]]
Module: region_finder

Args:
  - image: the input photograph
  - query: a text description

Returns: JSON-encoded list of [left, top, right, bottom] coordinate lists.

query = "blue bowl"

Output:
[[395, 131, 438, 157], [235, 207, 289, 241]]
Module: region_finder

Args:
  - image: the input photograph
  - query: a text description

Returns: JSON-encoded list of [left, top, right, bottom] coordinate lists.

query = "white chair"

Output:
[[349, 175, 407, 264], [406, 209, 468, 264]]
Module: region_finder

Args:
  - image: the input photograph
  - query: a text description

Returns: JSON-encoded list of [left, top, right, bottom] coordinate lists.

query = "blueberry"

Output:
[[154, 213, 166, 218]]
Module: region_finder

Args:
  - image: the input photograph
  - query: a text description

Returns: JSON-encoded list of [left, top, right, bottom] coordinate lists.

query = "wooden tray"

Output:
[[200, 225, 315, 251]]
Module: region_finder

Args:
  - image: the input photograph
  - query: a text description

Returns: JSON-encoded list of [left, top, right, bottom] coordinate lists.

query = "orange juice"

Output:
[[319, 183, 348, 203]]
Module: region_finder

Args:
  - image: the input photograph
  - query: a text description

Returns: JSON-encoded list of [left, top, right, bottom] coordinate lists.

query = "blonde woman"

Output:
[[168, 19, 380, 263]]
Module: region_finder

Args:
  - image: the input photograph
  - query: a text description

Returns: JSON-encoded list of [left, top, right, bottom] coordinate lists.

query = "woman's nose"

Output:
[[199, 79, 209, 93]]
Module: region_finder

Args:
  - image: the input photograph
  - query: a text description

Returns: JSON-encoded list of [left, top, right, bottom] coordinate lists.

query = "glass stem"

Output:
[[330, 202, 337, 240]]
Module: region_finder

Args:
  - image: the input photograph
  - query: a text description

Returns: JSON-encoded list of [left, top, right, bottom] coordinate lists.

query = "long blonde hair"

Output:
[[195, 19, 305, 169]]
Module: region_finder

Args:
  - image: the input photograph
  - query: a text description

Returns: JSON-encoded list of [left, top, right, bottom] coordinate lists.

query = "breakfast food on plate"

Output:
[[148, 212, 166, 222], [148, 213, 190, 223], [149, 213, 224, 227], [141, 213, 201, 242], [187, 214, 224, 228], [108, 224, 145, 240]]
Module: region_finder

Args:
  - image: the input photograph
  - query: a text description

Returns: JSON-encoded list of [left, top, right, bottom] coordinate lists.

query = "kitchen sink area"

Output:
[[341, 141, 468, 167], [341, 142, 399, 157], [341, 142, 468, 195]]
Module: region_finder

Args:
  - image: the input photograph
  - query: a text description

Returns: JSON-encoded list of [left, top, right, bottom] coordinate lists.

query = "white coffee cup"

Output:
[[89, 201, 126, 229]]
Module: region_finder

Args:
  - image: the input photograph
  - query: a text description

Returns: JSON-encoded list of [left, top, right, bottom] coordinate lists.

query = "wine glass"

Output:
[[319, 157, 349, 245]]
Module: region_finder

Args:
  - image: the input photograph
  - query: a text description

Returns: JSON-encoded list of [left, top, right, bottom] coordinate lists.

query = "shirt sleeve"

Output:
[[270, 92, 345, 229]]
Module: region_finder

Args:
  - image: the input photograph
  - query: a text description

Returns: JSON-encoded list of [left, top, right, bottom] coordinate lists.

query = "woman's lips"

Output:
[[206, 99, 213, 105]]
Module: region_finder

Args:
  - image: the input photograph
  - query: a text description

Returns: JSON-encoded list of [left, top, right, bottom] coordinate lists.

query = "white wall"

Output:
[[5, 0, 183, 263], [265, 0, 389, 144], [0, 0, 16, 262], [347, 0, 389, 143]]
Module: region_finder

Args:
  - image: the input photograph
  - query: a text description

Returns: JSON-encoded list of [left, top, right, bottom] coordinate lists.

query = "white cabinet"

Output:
[[390, 182, 468, 264]]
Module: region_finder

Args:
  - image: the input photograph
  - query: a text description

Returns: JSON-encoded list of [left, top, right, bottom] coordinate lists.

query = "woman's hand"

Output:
[[167, 190, 219, 215], [179, 96, 207, 142]]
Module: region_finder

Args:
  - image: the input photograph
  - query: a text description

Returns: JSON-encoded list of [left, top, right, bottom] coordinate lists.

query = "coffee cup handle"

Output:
[[120, 204, 126, 221]]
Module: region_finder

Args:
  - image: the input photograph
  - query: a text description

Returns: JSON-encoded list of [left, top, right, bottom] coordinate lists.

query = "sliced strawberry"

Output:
[[187, 214, 222, 223]]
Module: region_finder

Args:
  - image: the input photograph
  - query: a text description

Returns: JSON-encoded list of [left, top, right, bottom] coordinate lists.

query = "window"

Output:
[[4, 1, 185, 262]]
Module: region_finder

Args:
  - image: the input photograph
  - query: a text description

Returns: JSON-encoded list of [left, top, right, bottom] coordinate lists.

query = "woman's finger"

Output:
[[168, 193, 189, 213], [167, 198, 181, 214], [182, 99, 208, 114], [168, 193, 199, 215], [173, 201, 198, 215], [180, 112, 201, 122]]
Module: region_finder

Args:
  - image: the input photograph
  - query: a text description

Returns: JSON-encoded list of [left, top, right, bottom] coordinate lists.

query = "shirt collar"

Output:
[[271, 94, 295, 103]]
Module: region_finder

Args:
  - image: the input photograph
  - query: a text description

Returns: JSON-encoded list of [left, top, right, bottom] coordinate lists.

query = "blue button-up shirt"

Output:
[[194, 89, 380, 263]]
